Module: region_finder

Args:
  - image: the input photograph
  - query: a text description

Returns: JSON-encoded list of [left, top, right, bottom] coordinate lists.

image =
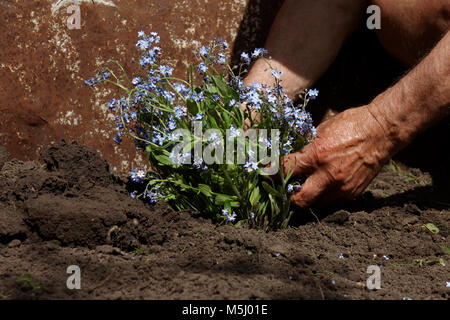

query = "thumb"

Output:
[[290, 171, 327, 208], [282, 145, 316, 178]]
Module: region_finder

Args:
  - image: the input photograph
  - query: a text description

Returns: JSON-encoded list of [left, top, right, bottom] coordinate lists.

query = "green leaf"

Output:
[[234, 220, 245, 227], [249, 186, 261, 206], [211, 76, 230, 98], [186, 98, 199, 115], [422, 223, 439, 234], [222, 112, 231, 128], [208, 114, 220, 129], [414, 258, 446, 267], [268, 194, 280, 218], [215, 194, 238, 205], [154, 154, 173, 166], [198, 184, 213, 197], [206, 85, 219, 94], [262, 181, 282, 198], [413, 259, 424, 267], [440, 245, 450, 255], [230, 201, 240, 207]]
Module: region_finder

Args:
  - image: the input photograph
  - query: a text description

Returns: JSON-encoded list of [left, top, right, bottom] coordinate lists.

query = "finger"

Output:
[[282, 149, 315, 178], [290, 172, 328, 208]]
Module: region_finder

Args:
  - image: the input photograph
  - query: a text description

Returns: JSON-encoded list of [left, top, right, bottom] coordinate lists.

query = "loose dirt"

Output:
[[0, 141, 448, 300]]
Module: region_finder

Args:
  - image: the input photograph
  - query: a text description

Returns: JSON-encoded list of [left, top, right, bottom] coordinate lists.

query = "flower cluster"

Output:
[[84, 72, 110, 86], [86, 31, 318, 230]]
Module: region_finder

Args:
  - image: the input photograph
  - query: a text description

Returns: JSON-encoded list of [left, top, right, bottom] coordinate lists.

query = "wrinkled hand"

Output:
[[283, 105, 393, 208]]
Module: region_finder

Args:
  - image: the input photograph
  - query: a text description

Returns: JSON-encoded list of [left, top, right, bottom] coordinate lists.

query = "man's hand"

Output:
[[283, 105, 393, 208]]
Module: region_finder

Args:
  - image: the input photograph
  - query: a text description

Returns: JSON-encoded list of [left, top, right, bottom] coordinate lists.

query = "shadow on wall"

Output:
[[231, 0, 285, 67]]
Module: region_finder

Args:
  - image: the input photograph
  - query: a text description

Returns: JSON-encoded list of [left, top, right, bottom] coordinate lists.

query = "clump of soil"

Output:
[[0, 141, 449, 300]]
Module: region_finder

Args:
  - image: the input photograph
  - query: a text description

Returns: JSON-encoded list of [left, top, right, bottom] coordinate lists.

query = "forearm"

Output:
[[244, 0, 367, 98], [368, 31, 450, 154]]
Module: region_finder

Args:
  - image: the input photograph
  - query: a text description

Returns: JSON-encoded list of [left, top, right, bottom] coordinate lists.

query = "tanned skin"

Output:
[[243, 0, 450, 208]]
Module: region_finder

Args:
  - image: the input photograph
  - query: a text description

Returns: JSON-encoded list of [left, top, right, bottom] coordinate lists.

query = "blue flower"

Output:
[[271, 69, 282, 79], [193, 157, 203, 169], [267, 94, 277, 104], [228, 125, 241, 138], [132, 77, 141, 86], [130, 191, 138, 199], [130, 169, 146, 183], [146, 188, 160, 204], [190, 91, 205, 102], [149, 32, 160, 43], [199, 46, 209, 57], [259, 137, 272, 149], [287, 184, 294, 193], [274, 253, 280, 257], [113, 134, 122, 145], [115, 122, 124, 130], [218, 38, 228, 49], [194, 113, 204, 120], [240, 52, 251, 65], [122, 113, 131, 124], [246, 89, 262, 108], [159, 65, 173, 77], [217, 52, 227, 65], [168, 118, 177, 130], [169, 149, 186, 165], [251, 48, 266, 58], [197, 62, 208, 74], [136, 39, 150, 50], [338, 253, 344, 259], [229, 99, 236, 107], [221, 209, 237, 223], [244, 161, 258, 172], [108, 98, 116, 111], [209, 132, 219, 142], [84, 77, 95, 86], [226, 212, 237, 222], [174, 105, 186, 119], [309, 127, 317, 139], [84, 72, 108, 87], [307, 88, 319, 99], [174, 83, 191, 100]]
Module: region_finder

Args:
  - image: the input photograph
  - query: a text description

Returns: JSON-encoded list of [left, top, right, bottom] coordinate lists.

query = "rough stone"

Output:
[[0, 0, 283, 173]]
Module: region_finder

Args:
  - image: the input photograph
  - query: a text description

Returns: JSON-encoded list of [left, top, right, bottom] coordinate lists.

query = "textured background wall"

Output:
[[0, 0, 283, 172]]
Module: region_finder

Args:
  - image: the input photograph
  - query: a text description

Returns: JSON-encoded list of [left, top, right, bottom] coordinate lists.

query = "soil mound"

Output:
[[0, 141, 448, 300]]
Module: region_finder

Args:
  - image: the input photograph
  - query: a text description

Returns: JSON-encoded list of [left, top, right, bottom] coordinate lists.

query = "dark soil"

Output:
[[0, 141, 449, 300]]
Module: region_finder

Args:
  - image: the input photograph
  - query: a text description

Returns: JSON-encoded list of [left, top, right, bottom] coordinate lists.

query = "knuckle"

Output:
[[290, 193, 307, 208], [339, 183, 360, 199], [326, 165, 346, 185], [339, 184, 354, 195], [306, 142, 321, 165]]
